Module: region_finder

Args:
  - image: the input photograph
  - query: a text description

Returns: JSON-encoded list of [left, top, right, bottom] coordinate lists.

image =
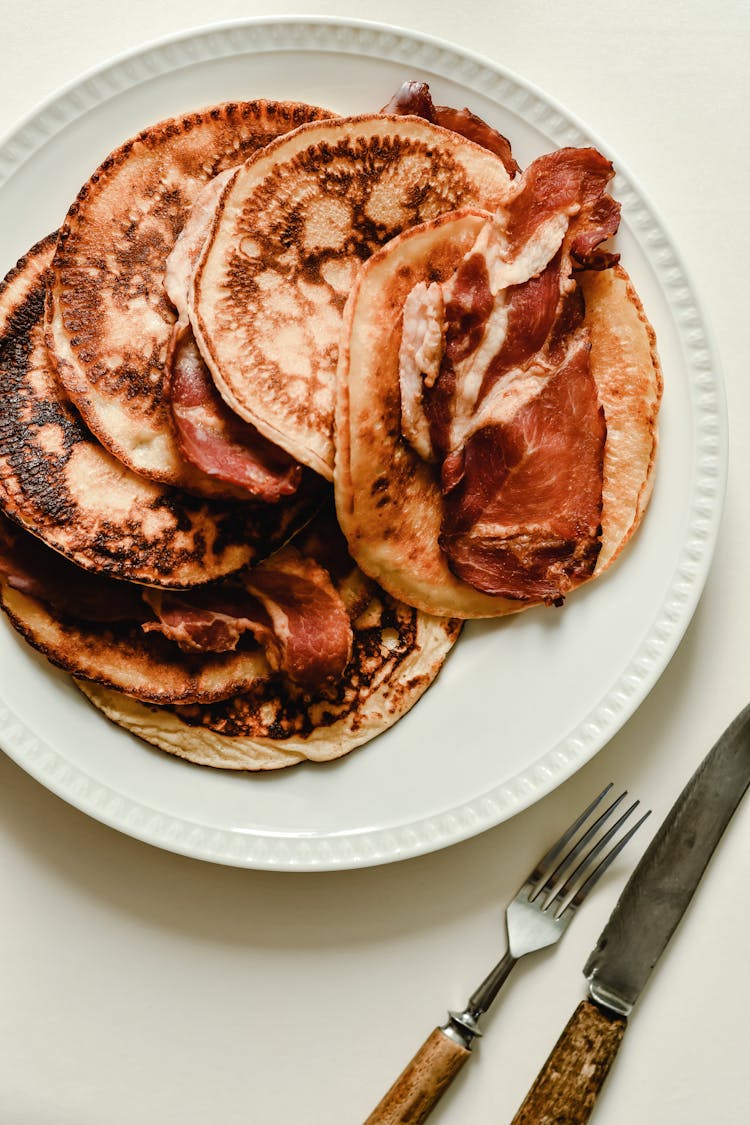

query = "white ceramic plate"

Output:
[[0, 17, 725, 870]]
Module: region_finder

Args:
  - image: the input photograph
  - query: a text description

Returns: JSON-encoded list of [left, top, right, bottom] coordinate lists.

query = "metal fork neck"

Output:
[[442, 951, 518, 1049]]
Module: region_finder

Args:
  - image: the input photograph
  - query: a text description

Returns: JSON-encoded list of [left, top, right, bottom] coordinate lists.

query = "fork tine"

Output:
[[544, 796, 641, 909], [530, 787, 628, 903], [527, 783, 614, 894], [559, 808, 652, 916]]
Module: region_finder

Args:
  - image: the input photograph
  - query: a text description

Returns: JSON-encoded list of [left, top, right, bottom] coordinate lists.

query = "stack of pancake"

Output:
[[0, 84, 662, 771]]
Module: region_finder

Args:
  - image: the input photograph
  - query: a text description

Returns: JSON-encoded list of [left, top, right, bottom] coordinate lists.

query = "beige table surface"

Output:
[[1, 2, 748, 1123]]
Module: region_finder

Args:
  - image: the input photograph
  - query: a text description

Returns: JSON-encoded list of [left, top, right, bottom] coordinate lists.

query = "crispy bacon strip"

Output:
[[168, 323, 302, 502], [141, 587, 273, 654], [381, 80, 520, 176], [439, 340, 606, 601], [502, 148, 620, 269], [142, 548, 353, 690], [422, 251, 496, 460], [164, 168, 303, 502], [1, 513, 351, 691], [400, 146, 619, 602], [244, 548, 353, 689]]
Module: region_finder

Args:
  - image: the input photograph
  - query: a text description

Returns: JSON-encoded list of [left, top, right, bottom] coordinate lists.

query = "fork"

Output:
[[362, 784, 650, 1125]]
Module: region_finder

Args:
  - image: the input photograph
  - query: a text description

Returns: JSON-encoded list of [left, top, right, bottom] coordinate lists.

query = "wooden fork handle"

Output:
[[362, 1027, 470, 1124], [511, 1000, 627, 1124]]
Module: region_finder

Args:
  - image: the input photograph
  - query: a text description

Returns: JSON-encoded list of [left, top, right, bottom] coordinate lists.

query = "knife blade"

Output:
[[510, 700, 750, 1125]]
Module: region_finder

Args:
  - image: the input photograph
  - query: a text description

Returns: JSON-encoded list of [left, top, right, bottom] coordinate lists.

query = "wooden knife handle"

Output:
[[363, 1027, 470, 1124], [510, 1000, 627, 1125]]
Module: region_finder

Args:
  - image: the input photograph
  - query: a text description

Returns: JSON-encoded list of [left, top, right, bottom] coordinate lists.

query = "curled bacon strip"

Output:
[[400, 146, 619, 603], [439, 341, 606, 602], [502, 148, 620, 270], [142, 548, 353, 691], [163, 166, 303, 503], [244, 548, 353, 690], [381, 80, 520, 177], [141, 587, 272, 654], [169, 324, 302, 503], [1, 513, 352, 692]]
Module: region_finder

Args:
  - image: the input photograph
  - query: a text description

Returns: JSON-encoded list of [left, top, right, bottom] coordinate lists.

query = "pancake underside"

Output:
[[335, 211, 662, 618]]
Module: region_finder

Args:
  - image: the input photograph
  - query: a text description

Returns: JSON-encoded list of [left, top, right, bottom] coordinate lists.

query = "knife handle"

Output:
[[510, 1000, 626, 1125], [362, 1027, 470, 1124]]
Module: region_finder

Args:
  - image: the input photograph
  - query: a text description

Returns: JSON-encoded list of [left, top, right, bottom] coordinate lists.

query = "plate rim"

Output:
[[0, 14, 728, 870]]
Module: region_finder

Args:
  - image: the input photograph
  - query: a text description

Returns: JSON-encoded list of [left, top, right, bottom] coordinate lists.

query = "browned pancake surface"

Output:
[[193, 115, 513, 478], [581, 267, 662, 573], [78, 571, 462, 770], [0, 239, 316, 587], [48, 101, 332, 487], [166, 590, 429, 738]]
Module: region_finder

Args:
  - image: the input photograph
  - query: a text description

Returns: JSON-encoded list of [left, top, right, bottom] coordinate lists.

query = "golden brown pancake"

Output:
[[47, 100, 332, 490], [0, 238, 317, 587], [77, 579, 462, 771], [334, 211, 662, 618], [579, 267, 661, 573], [191, 115, 514, 479]]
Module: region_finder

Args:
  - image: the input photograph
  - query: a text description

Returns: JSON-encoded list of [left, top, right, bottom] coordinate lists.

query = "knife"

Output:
[[510, 700, 750, 1124]]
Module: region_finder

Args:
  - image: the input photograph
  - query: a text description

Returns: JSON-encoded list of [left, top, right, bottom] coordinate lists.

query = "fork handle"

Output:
[[510, 1000, 627, 1124], [362, 1027, 470, 1124]]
